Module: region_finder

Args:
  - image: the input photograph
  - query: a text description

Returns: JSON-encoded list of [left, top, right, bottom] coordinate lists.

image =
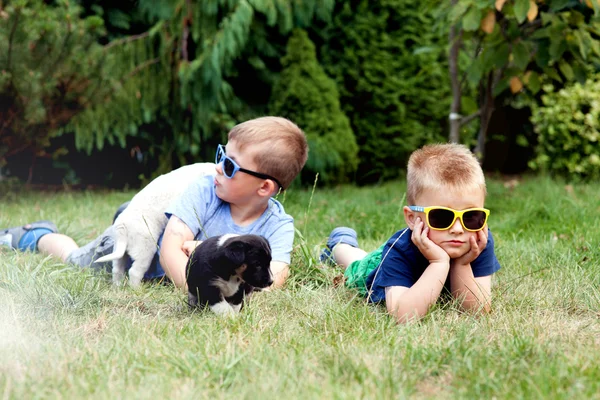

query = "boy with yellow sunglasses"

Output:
[[321, 143, 501, 323]]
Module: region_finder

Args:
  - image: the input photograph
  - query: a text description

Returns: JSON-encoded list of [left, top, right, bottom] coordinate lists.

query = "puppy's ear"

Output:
[[260, 237, 272, 255], [223, 241, 246, 267]]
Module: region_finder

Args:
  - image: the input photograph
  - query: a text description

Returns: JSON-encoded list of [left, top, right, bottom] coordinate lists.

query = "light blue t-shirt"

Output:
[[142, 175, 294, 279]]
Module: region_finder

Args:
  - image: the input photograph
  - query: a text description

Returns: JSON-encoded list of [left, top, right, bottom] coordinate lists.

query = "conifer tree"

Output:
[[1, 0, 335, 178], [0, 0, 113, 177], [68, 0, 335, 174], [317, 0, 450, 184], [269, 29, 358, 185]]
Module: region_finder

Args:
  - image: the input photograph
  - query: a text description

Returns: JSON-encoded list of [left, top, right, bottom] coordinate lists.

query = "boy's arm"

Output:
[[384, 217, 451, 323], [264, 222, 294, 289], [159, 216, 195, 289], [450, 228, 492, 312], [450, 266, 492, 312], [270, 261, 289, 289], [385, 261, 450, 323]]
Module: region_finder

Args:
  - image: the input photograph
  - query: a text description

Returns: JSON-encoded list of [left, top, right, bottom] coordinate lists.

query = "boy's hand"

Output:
[[411, 217, 450, 264], [182, 240, 202, 257], [452, 226, 488, 267]]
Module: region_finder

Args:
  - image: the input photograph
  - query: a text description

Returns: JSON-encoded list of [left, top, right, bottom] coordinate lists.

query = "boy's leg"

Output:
[[49, 200, 130, 269], [320, 227, 364, 268], [0, 220, 113, 269], [37, 234, 79, 262], [333, 244, 368, 269], [65, 225, 115, 271], [0, 221, 59, 253], [1, 201, 129, 270], [321, 227, 383, 295], [66, 200, 130, 271]]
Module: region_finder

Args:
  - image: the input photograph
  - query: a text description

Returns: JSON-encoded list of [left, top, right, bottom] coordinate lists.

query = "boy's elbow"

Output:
[[158, 253, 168, 273], [269, 262, 289, 289], [387, 303, 424, 324], [393, 313, 422, 324], [460, 296, 492, 314], [159, 243, 186, 289], [476, 300, 492, 314]]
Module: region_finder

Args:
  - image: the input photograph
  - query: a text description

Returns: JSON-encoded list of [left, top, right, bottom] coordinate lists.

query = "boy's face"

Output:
[[404, 186, 486, 259], [214, 140, 273, 203]]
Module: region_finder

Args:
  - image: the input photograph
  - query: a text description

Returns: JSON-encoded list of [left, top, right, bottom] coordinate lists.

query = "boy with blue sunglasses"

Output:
[[1, 117, 308, 290], [161, 117, 307, 288], [321, 143, 501, 323]]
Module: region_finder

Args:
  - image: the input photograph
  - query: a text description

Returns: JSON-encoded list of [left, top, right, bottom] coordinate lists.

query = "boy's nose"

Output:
[[215, 162, 223, 175], [448, 218, 464, 234]]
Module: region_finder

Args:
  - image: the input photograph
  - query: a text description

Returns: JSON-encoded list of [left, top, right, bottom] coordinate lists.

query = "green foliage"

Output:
[[317, 0, 449, 184], [529, 78, 600, 180], [426, 0, 600, 161], [269, 29, 358, 185], [442, 0, 600, 97], [58, 27, 171, 154], [66, 0, 335, 175], [0, 0, 111, 168]]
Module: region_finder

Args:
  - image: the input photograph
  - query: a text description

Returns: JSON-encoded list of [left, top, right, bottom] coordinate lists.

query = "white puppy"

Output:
[[95, 162, 216, 287]]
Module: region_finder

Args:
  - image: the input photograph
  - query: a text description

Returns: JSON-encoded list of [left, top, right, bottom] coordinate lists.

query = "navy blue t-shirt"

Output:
[[365, 228, 501, 303]]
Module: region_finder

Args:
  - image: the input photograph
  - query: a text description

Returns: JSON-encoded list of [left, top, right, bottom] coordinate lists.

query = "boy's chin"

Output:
[[444, 247, 470, 260], [214, 185, 227, 200]]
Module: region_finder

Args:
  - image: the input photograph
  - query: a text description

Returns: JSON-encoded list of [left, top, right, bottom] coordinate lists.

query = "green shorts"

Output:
[[344, 244, 385, 296]]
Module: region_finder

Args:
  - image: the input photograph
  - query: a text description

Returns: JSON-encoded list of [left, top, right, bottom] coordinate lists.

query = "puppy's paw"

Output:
[[231, 303, 242, 313], [210, 301, 236, 317], [187, 292, 199, 308]]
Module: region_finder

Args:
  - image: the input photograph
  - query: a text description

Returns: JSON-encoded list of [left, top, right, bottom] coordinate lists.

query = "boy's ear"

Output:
[[257, 179, 277, 197], [403, 206, 417, 229]]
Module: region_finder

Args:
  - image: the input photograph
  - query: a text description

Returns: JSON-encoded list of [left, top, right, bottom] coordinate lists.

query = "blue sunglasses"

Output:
[[215, 144, 284, 190]]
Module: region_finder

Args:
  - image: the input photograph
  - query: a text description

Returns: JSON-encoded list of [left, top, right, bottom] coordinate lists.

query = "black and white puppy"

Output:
[[186, 234, 273, 316]]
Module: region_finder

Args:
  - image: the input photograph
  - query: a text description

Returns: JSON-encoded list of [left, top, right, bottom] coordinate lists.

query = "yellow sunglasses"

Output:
[[409, 206, 490, 232]]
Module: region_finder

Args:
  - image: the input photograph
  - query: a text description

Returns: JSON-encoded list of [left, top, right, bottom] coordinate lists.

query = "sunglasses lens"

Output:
[[427, 208, 455, 229], [223, 158, 236, 177], [462, 210, 487, 230]]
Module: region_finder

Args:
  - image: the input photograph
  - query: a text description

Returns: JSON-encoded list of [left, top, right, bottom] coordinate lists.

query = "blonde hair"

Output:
[[406, 143, 486, 205], [228, 116, 308, 189]]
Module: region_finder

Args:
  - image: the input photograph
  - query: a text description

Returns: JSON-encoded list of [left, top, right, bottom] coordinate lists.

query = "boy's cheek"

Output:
[[469, 232, 481, 245], [427, 230, 443, 243]]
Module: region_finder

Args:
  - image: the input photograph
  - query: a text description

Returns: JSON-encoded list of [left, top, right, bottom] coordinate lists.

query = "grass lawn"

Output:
[[1, 175, 599, 399]]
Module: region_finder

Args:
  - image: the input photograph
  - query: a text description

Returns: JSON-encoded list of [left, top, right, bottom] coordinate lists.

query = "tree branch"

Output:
[[103, 31, 150, 50], [459, 36, 483, 92], [0, 108, 17, 138], [121, 58, 160, 84], [41, 29, 72, 83], [448, 0, 462, 143], [460, 110, 481, 126], [6, 7, 21, 71], [78, 57, 161, 111], [181, 0, 192, 61], [521, 19, 543, 34]]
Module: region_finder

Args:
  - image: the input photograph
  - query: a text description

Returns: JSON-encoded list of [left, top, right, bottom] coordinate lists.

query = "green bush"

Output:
[[316, 0, 450, 183], [269, 29, 359, 185], [529, 79, 600, 180], [0, 0, 108, 168]]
